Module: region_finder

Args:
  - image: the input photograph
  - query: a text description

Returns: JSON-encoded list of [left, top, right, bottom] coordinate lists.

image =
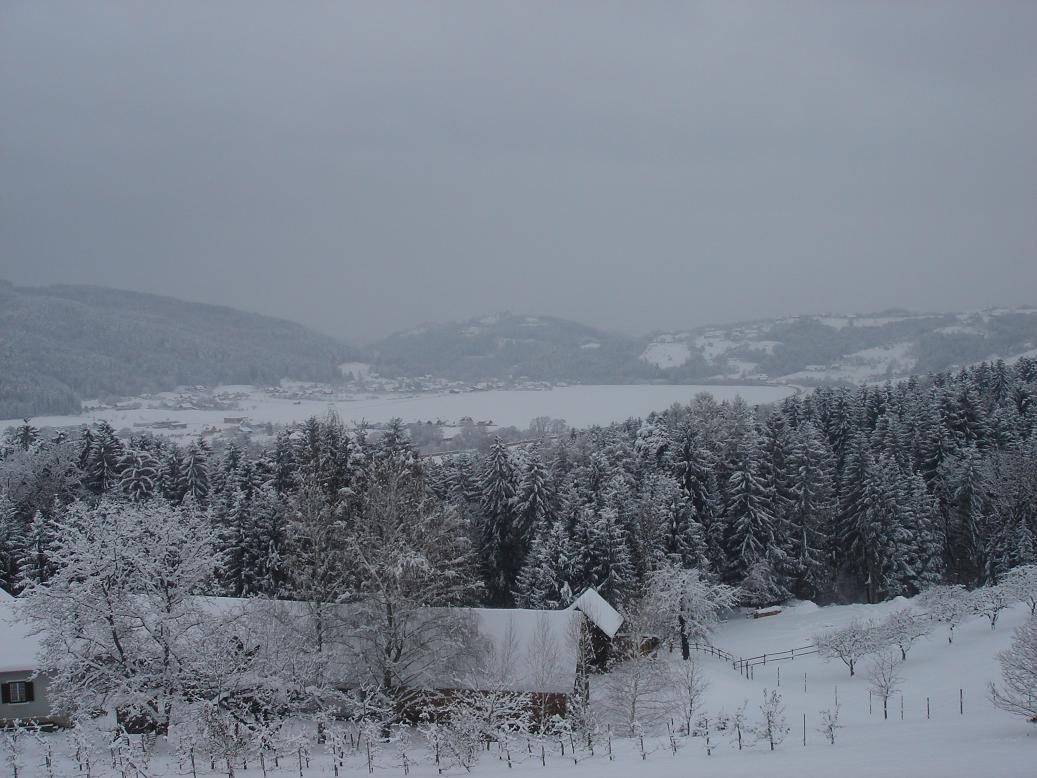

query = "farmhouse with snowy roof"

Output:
[[0, 587, 623, 727]]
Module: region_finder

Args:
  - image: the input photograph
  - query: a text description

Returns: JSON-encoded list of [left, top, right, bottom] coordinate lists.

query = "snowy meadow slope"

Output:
[[4, 597, 1034, 777]]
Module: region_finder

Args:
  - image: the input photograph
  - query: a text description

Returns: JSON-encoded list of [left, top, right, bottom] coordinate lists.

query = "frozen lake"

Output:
[[3, 383, 796, 438]]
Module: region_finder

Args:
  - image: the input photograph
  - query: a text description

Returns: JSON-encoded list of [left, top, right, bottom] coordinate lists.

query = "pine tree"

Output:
[[160, 448, 188, 503], [0, 494, 23, 592], [724, 433, 783, 590], [85, 422, 124, 494], [183, 440, 211, 504], [19, 509, 56, 585], [515, 447, 555, 551], [119, 449, 159, 501], [12, 419, 38, 451], [588, 497, 634, 605], [479, 437, 520, 604], [786, 421, 835, 599], [515, 516, 575, 608]]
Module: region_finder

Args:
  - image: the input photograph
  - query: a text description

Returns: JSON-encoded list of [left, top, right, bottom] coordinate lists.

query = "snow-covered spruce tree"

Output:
[[785, 421, 835, 599], [836, 433, 884, 602], [0, 493, 22, 592], [584, 489, 635, 605], [183, 440, 211, 504], [344, 463, 482, 718], [724, 434, 772, 577], [9, 418, 38, 452], [899, 469, 946, 593], [159, 447, 188, 503], [725, 433, 789, 602], [19, 498, 221, 733], [669, 428, 724, 573], [515, 446, 556, 541], [118, 448, 159, 501], [644, 561, 740, 660], [479, 437, 521, 604], [18, 509, 57, 585], [989, 615, 1037, 724], [514, 514, 575, 609], [942, 447, 987, 585], [84, 421, 123, 494]]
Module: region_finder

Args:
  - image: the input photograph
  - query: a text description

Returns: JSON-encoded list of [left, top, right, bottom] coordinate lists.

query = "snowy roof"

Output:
[[419, 607, 580, 694], [0, 594, 41, 673], [194, 597, 582, 695], [568, 588, 624, 639]]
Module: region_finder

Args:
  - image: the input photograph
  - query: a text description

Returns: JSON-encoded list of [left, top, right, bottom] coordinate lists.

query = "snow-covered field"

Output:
[[1, 384, 795, 438], [6, 598, 1034, 777]]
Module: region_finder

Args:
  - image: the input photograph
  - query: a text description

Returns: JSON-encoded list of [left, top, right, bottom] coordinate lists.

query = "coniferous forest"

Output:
[[2, 357, 1035, 610]]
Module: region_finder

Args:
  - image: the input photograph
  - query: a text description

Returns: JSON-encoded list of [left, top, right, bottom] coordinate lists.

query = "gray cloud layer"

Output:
[[2, 1, 1035, 342]]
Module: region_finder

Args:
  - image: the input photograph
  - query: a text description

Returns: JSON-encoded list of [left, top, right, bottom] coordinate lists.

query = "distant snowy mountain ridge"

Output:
[[370, 307, 1037, 387]]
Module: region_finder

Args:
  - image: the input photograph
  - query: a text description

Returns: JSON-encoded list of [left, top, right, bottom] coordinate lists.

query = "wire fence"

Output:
[[686, 641, 819, 680]]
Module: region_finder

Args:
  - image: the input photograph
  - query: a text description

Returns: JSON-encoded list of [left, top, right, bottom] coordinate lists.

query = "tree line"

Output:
[[2, 357, 1035, 610]]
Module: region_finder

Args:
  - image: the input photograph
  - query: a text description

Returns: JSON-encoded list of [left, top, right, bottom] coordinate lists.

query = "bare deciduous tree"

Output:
[[669, 656, 709, 736], [866, 650, 903, 720], [989, 616, 1037, 724]]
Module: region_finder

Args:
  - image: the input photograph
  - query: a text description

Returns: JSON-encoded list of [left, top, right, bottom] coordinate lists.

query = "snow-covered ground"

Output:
[[1, 384, 795, 439], [783, 342, 918, 384], [639, 341, 691, 368], [6, 597, 1034, 776]]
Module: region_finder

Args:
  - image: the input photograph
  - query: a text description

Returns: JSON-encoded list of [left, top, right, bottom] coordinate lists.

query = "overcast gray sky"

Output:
[[2, 1, 1035, 343]]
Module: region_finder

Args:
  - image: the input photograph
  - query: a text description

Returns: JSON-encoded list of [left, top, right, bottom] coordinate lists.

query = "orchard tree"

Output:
[[920, 584, 972, 643], [1002, 565, 1037, 616], [879, 608, 932, 661], [814, 619, 882, 677], [989, 615, 1037, 724]]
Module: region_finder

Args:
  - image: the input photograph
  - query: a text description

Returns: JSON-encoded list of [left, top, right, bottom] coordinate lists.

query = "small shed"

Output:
[[567, 588, 625, 669]]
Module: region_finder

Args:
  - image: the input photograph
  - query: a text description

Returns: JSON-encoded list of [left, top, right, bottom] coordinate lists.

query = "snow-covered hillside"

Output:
[[643, 307, 1037, 385], [370, 307, 1037, 389]]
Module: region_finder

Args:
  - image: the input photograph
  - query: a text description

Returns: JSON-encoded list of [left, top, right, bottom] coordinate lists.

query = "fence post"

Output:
[[960, 689, 963, 716], [802, 713, 806, 746], [927, 697, 930, 719]]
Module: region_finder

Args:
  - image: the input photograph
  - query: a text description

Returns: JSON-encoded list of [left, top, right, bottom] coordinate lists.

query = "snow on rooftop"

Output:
[[0, 594, 41, 673], [569, 588, 624, 639]]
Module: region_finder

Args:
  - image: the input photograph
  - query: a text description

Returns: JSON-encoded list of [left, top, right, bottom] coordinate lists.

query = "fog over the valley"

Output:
[[2, 1, 1035, 342]]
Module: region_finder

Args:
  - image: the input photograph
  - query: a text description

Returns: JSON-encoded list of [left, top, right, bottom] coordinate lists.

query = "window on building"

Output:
[[2, 681, 34, 704]]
